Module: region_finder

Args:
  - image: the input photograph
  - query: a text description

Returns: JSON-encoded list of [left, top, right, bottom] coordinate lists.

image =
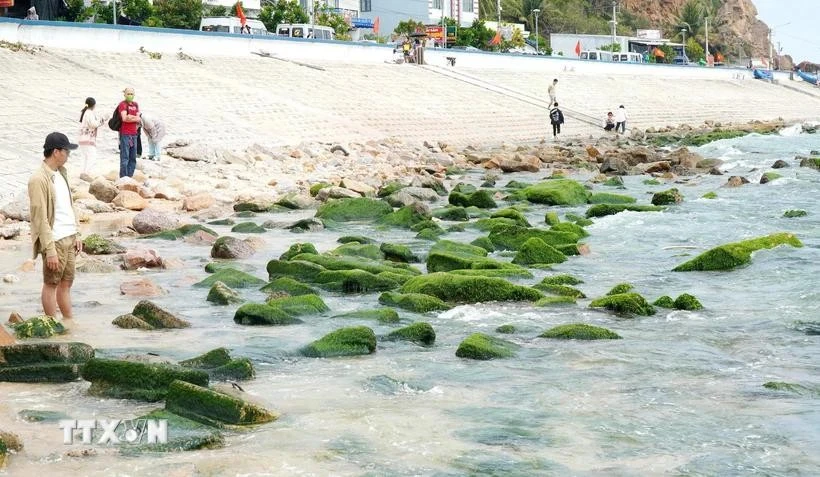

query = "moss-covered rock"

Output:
[[334, 308, 400, 324], [331, 243, 384, 261], [165, 380, 277, 427], [267, 294, 329, 316], [488, 225, 580, 251], [701, 192, 718, 199], [534, 296, 577, 306], [426, 250, 523, 274], [385, 322, 435, 346], [448, 189, 497, 209], [490, 208, 530, 227], [783, 209, 807, 218], [401, 272, 543, 303], [0, 431, 22, 467], [301, 326, 377, 358], [234, 210, 257, 218], [588, 192, 637, 204], [380, 243, 419, 263], [310, 182, 332, 196], [607, 283, 634, 295], [432, 206, 469, 221], [799, 157, 820, 170], [544, 211, 560, 226], [119, 409, 224, 454], [511, 237, 567, 266], [653, 296, 675, 308], [589, 293, 655, 316], [533, 283, 586, 298], [206, 281, 243, 305], [469, 236, 495, 252], [112, 314, 154, 330], [760, 172, 782, 184], [565, 213, 594, 226], [208, 218, 235, 226], [13, 315, 65, 339], [131, 300, 191, 328], [378, 205, 431, 228], [455, 333, 517, 360], [82, 234, 126, 254], [260, 277, 317, 296], [230, 222, 266, 234], [194, 267, 266, 289], [642, 178, 661, 186], [449, 268, 534, 279], [672, 233, 803, 272], [289, 253, 419, 277], [496, 324, 516, 334], [540, 274, 583, 285], [233, 303, 302, 326], [680, 129, 749, 146], [142, 224, 218, 241], [762, 381, 818, 396], [376, 181, 405, 197], [314, 269, 400, 293], [585, 204, 665, 218], [378, 291, 450, 313], [81, 358, 209, 401], [315, 197, 393, 222], [266, 259, 326, 281], [673, 293, 703, 310], [338, 235, 375, 244], [651, 188, 684, 206], [521, 179, 589, 205], [279, 243, 319, 261], [550, 222, 589, 238], [0, 342, 94, 383], [539, 323, 622, 340], [179, 348, 255, 381]]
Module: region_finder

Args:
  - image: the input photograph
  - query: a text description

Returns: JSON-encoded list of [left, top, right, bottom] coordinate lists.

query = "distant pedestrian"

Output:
[[28, 132, 82, 320], [614, 105, 628, 133], [77, 97, 107, 174], [549, 102, 565, 139], [140, 112, 166, 161], [603, 111, 615, 131], [25, 6, 38, 20], [117, 87, 141, 178], [548, 78, 558, 104]]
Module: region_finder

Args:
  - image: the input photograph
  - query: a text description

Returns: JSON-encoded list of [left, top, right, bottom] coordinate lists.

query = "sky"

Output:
[[752, 0, 819, 63]]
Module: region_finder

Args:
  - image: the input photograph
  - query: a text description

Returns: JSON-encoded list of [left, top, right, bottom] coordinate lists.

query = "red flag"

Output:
[[373, 16, 380, 35], [574, 40, 581, 56], [489, 31, 502, 46], [236, 2, 247, 28]]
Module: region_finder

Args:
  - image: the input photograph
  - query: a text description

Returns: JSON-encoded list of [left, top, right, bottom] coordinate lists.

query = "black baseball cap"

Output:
[[43, 132, 78, 151]]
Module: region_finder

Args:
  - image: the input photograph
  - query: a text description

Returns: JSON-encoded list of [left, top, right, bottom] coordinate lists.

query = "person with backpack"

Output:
[[77, 97, 108, 174], [549, 102, 565, 139], [115, 87, 141, 178]]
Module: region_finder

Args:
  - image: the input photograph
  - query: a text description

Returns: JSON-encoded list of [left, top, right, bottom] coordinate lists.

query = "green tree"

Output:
[[686, 37, 705, 61], [204, 5, 228, 17], [599, 42, 621, 52], [658, 44, 674, 64], [315, 3, 351, 40], [120, 0, 154, 24], [259, 0, 309, 33], [62, 0, 94, 22], [152, 0, 202, 30], [394, 19, 425, 36]]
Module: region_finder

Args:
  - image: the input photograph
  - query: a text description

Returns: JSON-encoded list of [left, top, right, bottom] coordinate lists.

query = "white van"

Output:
[[276, 23, 335, 40], [580, 50, 613, 61], [612, 52, 643, 63], [200, 17, 268, 35]]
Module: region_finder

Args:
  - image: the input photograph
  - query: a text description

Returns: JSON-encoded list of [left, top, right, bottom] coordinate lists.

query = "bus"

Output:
[[200, 17, 269, 35], [612, 52, 644, 63], [276, 24, 335, 40]]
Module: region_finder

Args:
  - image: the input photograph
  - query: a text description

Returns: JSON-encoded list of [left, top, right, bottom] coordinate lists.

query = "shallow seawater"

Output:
[[1, 129, 819, 476]]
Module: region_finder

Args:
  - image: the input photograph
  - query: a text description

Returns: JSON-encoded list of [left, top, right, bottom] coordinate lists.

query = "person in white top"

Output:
[[614, 105, 628, 133], [548, 78, 558, 105], [77, 97, 108, 174], [140, 112, 166, 161]]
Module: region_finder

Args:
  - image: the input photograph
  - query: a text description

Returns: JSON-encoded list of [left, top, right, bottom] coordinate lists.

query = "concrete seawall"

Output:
[[1, 18, 819, 206]]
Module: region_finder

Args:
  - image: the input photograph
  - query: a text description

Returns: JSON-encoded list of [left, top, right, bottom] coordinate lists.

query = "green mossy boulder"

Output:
[[314, 269, 400, 293], [488, 225, 580, 251], [511, 237, 567, 266], [651, 188, 684, 206], [334, 308, 400, 324], [301, 326, 377, 358], [0, 342, 94, 383], [588, 192, 637, 204], [533, 283, 586, 298], [762, 381, 818, 396], [449, 268, 533, 278], [472, 217, 518, 231], [496, 324, 516, 334], [540, 274, 583, 285], [142, 224, 218, 240], [204, 261, 255, 274], [673, 293, 703, 310], [539, 323, 621, 340], [544, 211, 560, 226], [490, 208, 530, 227], [266, 259, 327, 281], [82, 234, 126, 254], [338, 235, 375, 244], [378, 292, 450, 313], [377, 181, 406, 197], [604, 176, 625, 187], [81, 358, 209, 401], [799, 157, 820, 170], [565, 213, 594, 226], [589, 293, 655, 316], [13, 315, 65, 339], [289, 253, 419, 277], [260, 277, 317, 296], [194, 268, 266, 289], [179, 348, 255, 381], [208, 218, 235, 226], [448, 190, 497, 209], [455, 333, 517, 360], [432, 206, 469, 221], [607, 283, 634, 295], [452, 183, 477, 194], [234, 210, 256, 218], [309, 182, 332, 196], [550, 222, 589, 238], [681, 129, 748, 146], [233, 303, 302, 326], [426, 250, 522, 273], [701, 192, 718, 199], [672, 233, 803, 272], [165, 380, 277, 427], [331, 243, 384, 261], [279, 243, 319, 261], [378, 205, 431, 228], [206, 281, 243, 305], [380, 243, 419, 263], [120, 409, 225, 454], [267, 294, 329, 316], [585, 204, 665, 218], [653, 296, 675, 308], [760, 172, 782, 184], [315, 197, 393, 222], [400, 272, 543, 303], [430, 239, 488, 257], [470, 236, 495, 252], [534, 296, 577, 306], [230, 222, 266, 234], [642, 178, 661, 186], [112, 314, 154, 330], [18, 409, 70, 422], [783, 210, 807, 218], [385, 322, 436, 346], [131, 300, 191, 328], [521, 179, 589, 206]]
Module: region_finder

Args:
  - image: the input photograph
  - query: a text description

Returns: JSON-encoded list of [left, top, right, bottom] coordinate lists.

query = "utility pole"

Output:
[[768, 27, 773, 80], [442, 0, 447, 49], [311, 0, 316, 40], [611, 1, 617, 46], [705, 17, 709, 65], [533, 9, 540, 55], [113, 0, 117, 25], [497, 0, 501, 24]]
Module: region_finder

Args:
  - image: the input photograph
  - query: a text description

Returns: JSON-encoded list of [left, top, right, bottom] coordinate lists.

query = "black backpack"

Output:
[[108, 104, 122, 131], [550, 108, 561, 123]]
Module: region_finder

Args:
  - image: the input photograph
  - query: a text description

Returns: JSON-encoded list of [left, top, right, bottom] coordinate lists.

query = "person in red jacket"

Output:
[[117, 87, 141, 177]]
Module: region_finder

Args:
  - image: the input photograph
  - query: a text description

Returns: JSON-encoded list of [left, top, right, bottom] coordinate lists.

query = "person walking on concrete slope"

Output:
[[548, 78, 558, 105], [28, 132, 83, 320], [117, 87, 141, 177], [549, 102, 565, 139], [140, 112, 166, 161], [615, 105, 628, 133], [25, 6, 38, 20], [77, 97, 107, 174]]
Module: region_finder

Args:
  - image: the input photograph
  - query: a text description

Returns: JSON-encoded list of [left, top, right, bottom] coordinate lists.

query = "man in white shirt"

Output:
[[28, 132, 82, 320], [548, 78, 558, 105]]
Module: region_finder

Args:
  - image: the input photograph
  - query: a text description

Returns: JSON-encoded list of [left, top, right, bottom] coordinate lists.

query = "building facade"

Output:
[[359, 0, 478, 38]]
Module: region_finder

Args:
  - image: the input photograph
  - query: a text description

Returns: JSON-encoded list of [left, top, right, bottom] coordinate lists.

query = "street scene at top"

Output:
[[0, 0, 818, 475]]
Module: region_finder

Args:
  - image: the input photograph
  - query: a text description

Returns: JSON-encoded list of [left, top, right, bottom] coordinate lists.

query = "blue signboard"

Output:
[[351, 18, 373, 29]]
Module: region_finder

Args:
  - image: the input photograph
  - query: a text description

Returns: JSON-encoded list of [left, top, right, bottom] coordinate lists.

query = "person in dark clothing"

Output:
[[549, 102, 565, 138], [603, 111, 615, 131]]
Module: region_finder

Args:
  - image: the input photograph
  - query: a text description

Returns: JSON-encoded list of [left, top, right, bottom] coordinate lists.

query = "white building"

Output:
[[359, 0, 479, 38]]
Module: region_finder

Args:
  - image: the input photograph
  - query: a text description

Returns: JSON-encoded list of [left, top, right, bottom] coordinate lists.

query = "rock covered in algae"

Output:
[[300, 326, 377, 358], [539, 323, 621, 340], [672, 233, 803, 272]]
